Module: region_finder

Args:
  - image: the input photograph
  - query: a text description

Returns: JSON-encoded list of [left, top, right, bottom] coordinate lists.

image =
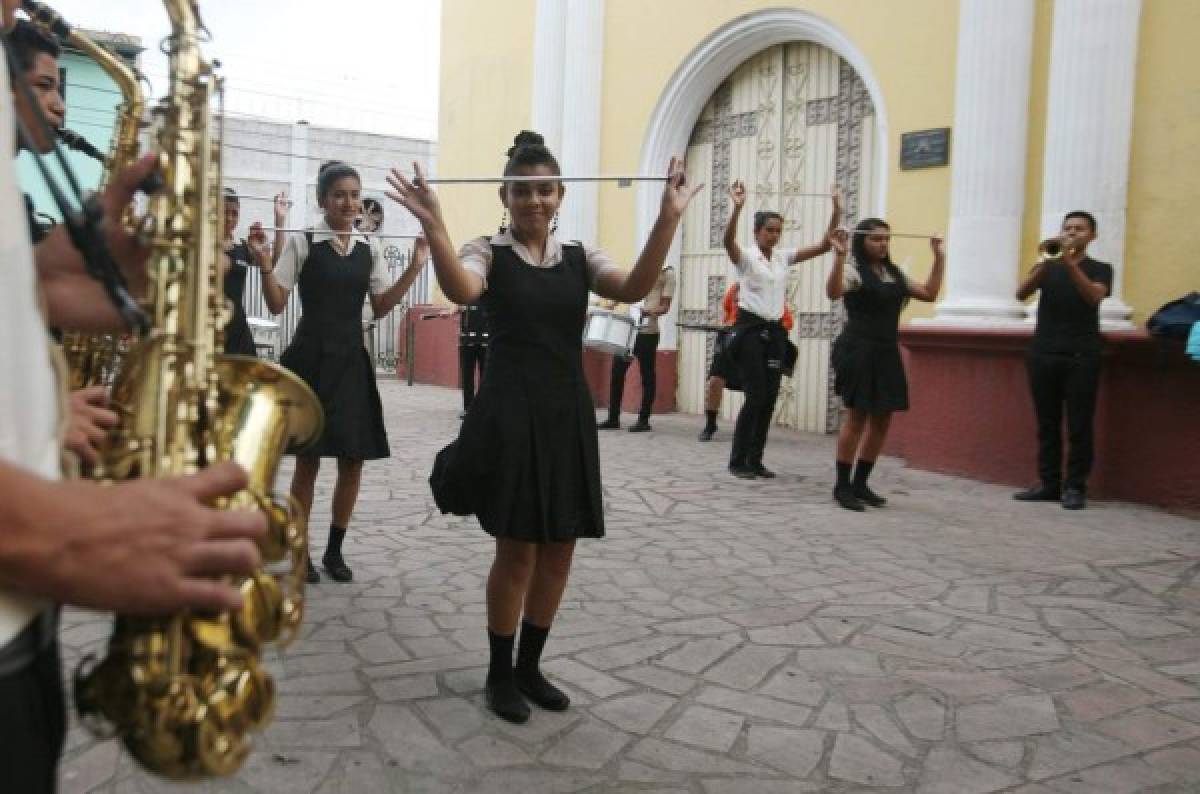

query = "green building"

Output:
[[16, 29, 142, 222]]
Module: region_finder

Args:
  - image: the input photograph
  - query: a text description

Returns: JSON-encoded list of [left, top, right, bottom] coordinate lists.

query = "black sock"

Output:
[[514, 621, 569, 711], [486, 629, 530, 723], [704, 410, 718, 431], [836, 461, 853, 488], [325, 525, 347, 559], [487, 629, 514, 680], [853, 460, 875, 489]]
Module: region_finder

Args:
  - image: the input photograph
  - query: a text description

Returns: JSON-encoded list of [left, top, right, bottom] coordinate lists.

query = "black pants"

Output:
[[460, 344, 487, 411], [730, 328, 783, 468], [1026, 350, 1102, 491], [607, 332, 660, 422], [0, 634, 66, 793]]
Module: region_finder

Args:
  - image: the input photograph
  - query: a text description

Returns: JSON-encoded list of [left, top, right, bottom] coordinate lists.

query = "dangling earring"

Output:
[[498, 208, 509, 234], [551, 211, 559, 235]]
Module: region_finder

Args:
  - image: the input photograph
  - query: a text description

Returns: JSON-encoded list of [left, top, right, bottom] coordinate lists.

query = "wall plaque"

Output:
[[900, 128, 951, 170]]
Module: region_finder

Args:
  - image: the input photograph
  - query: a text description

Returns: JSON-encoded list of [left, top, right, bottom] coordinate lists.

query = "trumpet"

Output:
[[1037, 237, 1071, 263]]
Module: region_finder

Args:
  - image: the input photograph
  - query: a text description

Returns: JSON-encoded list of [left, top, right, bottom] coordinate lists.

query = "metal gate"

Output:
[[677, 41, 879, 433]]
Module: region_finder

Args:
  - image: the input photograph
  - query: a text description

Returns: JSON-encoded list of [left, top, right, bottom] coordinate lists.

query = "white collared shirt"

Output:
[[0, 56, 60, 646], [459, 229, 619, 291], [733, 244, 797, 321], [273, 217, 388, 294]]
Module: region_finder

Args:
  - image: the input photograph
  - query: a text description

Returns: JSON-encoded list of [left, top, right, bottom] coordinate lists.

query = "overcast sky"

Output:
[[39, 0, 441, 141]]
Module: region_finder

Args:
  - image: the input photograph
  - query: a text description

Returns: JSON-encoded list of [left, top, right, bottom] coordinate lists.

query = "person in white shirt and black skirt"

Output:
[[257, 161, 427, 583], [827, 220, 944, 511], [387, 131, 700, 725], [1013, 211, 1112, 510], [722, 180, 840, 479]]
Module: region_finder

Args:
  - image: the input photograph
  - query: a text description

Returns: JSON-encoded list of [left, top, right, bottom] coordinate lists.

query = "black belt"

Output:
[[0, 608, 58, 678]]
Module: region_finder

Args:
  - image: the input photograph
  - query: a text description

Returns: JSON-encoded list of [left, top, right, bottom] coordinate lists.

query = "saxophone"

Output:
[[22, 0, 146, 390], [65, 1, 325, 779]]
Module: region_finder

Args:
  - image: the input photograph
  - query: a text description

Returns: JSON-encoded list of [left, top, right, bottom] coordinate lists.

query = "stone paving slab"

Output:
[[57, 381, 1200, 793]]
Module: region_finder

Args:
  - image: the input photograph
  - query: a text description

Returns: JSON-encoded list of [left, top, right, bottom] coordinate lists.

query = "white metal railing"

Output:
[[241, 248, 431, 374]]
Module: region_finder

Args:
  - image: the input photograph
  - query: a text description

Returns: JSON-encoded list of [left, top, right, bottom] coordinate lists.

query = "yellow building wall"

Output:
[[1123, 0, 1200, 321], [436, 0, 538, 275], [439, 1, 1196, 322]]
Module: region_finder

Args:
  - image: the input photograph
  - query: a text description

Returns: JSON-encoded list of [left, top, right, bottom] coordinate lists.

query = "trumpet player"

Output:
[[1, 3, 266, 788], [1014, 211, 1113, 510]]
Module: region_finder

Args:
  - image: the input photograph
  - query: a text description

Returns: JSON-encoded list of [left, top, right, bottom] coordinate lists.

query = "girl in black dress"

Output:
[[827, 220, 944, 511], [256, 161, 428, 583], [220, 187, 261, 357], [386, 131, 700, 724]]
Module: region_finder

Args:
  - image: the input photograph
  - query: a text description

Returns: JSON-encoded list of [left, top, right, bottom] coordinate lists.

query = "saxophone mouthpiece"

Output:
[[58, 129, 107, 163]]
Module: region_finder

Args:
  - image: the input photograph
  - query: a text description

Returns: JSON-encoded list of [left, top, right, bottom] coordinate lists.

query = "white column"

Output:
[[531, 0, 567, 154], [930, 0, 1035, 325], [557, 0, 606, 244], [1036, 0, 1140, 328]]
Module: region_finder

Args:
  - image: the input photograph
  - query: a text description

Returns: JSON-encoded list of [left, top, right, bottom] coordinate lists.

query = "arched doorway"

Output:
[[675, 41, 881, 433]]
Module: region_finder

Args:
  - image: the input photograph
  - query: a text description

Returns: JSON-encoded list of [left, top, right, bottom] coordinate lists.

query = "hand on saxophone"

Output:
[[63, 385, 117, 467], [31, 461, 267, 614], [98, 152, 161, 299]]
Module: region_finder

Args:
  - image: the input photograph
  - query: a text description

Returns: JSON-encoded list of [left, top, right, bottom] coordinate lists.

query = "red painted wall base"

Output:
[[888, 326, 1200, 513], [396, 304, 678, 414]]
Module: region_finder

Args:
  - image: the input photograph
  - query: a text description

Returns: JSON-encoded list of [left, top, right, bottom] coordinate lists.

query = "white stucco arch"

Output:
[[637, 8, 889, 350]]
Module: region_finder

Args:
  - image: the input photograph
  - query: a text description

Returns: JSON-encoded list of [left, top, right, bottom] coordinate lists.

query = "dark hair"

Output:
[[316, 160, 360, 203], [1063, 210, 1097, 233], [222, 186, 239, 205], [8, 20, 61, 75], [851, 218, 894, 267], [502, 130, 561, 177], [753, 211, 784, 233]]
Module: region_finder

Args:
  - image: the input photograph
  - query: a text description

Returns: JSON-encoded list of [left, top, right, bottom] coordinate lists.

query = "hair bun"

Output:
[[507, 130, 545, 157]]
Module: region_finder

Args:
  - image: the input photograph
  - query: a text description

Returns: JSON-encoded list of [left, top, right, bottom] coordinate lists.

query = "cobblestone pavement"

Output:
[[58, 381, 1200, 793]]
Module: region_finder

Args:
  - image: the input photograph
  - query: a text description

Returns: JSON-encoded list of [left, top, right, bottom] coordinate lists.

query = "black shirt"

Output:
[[460, 302, 489, 347], [1032, 256, 1113, 354]]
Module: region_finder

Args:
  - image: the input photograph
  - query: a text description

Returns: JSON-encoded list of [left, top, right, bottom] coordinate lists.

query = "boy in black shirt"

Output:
[[1014, 211, 1113, 510]]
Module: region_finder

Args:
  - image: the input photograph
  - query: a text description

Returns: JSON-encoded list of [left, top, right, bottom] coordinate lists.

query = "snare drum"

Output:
[[583, 308, 638, 357]]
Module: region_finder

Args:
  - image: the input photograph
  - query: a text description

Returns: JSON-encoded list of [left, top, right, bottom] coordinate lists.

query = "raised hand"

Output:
[[386, 162, 444, 229], [729, 179, 747, 209], [829, 227, 849, 258], [247, 222, 272, 270], [830, 184, 842, 212], [930, 234, 945, 258], [661, 156, 704, 219], [273, 192, 291, 227], [413, 233, 429, 261]]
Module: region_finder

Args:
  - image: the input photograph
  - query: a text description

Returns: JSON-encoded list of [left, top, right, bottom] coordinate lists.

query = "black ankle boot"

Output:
[[322, 526, 352, 582], [514, 621, 570, 711], [485, 630, 530, 723]]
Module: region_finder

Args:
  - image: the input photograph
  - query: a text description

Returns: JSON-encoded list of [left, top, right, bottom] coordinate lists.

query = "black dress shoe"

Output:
[[628, 420, 652, 433], [485, 675, 531, 724], [698, 427, 716, 442], [515, 669, 570, 711], [597, 418, 620, 429], [306, 555, 320, 584], [833, 485, 865, 512], [853, 484, 887, 507], [1062, 488, 1087, 510], [729, 464, 757, 480], [1013, 485, 1062, 502], [751, 465, 777, 479], [322, 551, 353, 583]]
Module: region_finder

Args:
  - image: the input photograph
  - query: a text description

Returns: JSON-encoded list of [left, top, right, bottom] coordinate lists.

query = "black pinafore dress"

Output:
[[831, 261, 910, 415], [430, 243, 604, 542], [222, 241, 258, 357], [279, 233, 390, 460]]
